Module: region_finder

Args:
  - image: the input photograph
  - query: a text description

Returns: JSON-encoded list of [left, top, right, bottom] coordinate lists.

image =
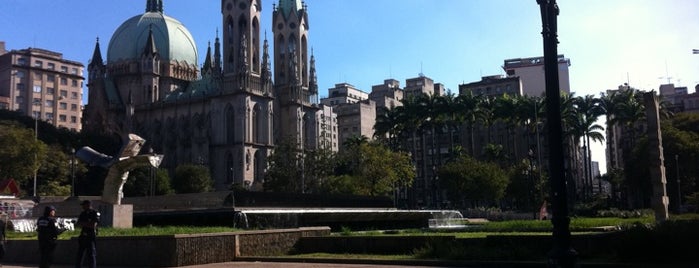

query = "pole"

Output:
[[149, 148, 155, 196], [71, 148, 75, 197], [33, 108, 38, 197], [536, 0, 577, 266], [675, 155, 681, 211]]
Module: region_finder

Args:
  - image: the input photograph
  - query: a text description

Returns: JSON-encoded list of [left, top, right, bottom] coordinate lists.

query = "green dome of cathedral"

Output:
[[107, 2, 197, 66]]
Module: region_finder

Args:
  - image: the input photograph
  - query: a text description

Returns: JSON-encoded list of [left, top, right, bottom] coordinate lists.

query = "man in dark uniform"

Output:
[[75, 200, 99, 268], [37, 205, 64, 268]]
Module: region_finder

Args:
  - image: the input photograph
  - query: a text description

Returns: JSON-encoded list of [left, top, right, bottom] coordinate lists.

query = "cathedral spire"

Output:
[[309, 48, 317, 94], [146, 0, 163, 13], [89, 37, 103, 68], [214, 29, 222, 74], [261, 33, 273, 92], [278, 0, 303, 17], [202, 41, 213, 75]]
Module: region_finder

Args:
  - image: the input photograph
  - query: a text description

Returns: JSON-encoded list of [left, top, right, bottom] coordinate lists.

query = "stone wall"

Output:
[[3, 227, 330, 267]]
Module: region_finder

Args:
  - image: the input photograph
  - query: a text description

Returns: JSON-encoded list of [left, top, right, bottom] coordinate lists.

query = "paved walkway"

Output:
[[2, 262, 452, 268]]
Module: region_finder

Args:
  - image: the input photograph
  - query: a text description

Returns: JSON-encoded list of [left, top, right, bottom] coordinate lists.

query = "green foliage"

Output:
[[172, 164, 212, 193], [124, 167, 173, 196], [264, 137, 303, 192], [439, 155, 509, 206], [0, 122, 47, 189], [505, 159, 548, 212], [333, 143, 415, 196]]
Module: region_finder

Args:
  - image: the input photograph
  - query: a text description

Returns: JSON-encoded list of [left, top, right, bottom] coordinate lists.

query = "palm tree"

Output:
[[572, 95, 605, 199], [455, 92, 482, 157], [493, 94, 520, 159], [601, 87, 646, 208], [374, 106, 402, 150]]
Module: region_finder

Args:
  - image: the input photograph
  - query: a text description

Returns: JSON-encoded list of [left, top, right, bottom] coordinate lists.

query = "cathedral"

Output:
[[83, 0, 320, 190]]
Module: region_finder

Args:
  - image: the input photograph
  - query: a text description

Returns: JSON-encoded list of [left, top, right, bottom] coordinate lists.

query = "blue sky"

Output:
[[3, 0, 699, 173]]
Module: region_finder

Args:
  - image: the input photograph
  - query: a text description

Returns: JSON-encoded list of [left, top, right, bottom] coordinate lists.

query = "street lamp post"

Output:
[[32, 101, 40, 197], [537, 0, 577, 266], [675, 154, 681, 212], [70, 148, 76, 197], [149, 148, 155, 196]]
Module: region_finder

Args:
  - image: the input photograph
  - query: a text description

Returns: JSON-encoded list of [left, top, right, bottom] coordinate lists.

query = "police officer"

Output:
[[37, 205, 64, 268], [75, 200, 99, 268]]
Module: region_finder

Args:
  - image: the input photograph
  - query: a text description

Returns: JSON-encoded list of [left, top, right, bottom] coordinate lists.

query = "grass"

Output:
[[7, 225, 238, 240], [332, 216, 656, 237]]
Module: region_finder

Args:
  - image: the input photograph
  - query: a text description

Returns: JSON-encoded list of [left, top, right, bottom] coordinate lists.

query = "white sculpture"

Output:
[[76, 134, 163, 205]]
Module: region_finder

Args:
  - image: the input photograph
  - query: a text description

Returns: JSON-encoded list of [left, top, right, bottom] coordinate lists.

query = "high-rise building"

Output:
[[84, 0, 319, 190], [458, 75, 523, 97], [0, 45, 84, 131], [321, 83, 368, 106], [503, 54, 571, 97]]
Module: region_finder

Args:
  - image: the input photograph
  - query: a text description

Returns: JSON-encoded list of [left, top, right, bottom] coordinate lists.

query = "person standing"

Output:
[[37, 205, 64, 268], [75, 200, 99, 268]]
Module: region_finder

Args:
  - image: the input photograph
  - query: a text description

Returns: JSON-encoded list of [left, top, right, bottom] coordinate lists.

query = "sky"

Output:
[[3, 0, 699, 174]]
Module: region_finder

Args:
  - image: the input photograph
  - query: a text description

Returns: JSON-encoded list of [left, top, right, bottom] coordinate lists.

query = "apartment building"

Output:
[[503, 54, 571, 97], [458, 75, 523, 97], [321, 83, 368, 106], [0, 44, 84, 131]]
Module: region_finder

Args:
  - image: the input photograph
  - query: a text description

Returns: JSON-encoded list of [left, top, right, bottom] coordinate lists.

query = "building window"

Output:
[[33, 85, 42, 93], [34, 72, 42, 80], [15, 71, 25, 78], [15, 96, 24, 104], [71, 80, 78, 87], [70, 116, 77, 123], [60, 78, 67, 85], [60, 90, 68, 98], [59, 115, 67, 122], [34, 60, 43, 68], [47, 87, 55, 95], [60, 66, 68, 73], [71, 68, 78, 75], [46, 112, 54, 120], [46, 100, 54, 107], [16, 83, 25, 90], [33, 98, 41, 104], [59, 102, 67, 110], [47, 75, 55, 82], [71, 104, 78, 111], [17, 58, 27, 65], [47, 63, 55, 70], [71, 92, 78, 99]]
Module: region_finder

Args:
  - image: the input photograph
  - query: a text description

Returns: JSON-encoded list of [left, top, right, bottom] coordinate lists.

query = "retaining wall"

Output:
[[3, 226, 330, 267]]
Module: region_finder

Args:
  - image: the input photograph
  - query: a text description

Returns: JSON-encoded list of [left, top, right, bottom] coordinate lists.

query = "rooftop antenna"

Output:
[[419, 61, 424, 77], [658, 60, 673, 84]]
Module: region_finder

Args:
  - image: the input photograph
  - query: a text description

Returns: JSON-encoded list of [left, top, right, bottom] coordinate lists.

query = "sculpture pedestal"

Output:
[[97, 203, 133, 228]]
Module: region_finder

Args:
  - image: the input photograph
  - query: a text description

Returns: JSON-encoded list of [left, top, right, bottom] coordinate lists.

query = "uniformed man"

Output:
[[75, 200, 99, 268], [37, 205, 64, 268]]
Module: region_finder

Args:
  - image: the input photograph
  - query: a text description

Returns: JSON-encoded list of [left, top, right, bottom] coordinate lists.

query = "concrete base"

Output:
[[98, 203, 133, 228]]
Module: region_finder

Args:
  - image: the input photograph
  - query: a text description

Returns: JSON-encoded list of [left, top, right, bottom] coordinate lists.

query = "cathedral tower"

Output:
[[272, 0, 318, 149], [219, 0, 273, 189]]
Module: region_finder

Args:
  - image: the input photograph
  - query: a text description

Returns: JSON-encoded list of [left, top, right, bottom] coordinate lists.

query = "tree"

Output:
[[332, 142, 415, 197], [264, 138, 303, 192], [355, 143, 415, 196], [173, 164, 212, 193], [124, 167, 173, 196], [0, 122, 47, 193], [439, 155, 509, 208]]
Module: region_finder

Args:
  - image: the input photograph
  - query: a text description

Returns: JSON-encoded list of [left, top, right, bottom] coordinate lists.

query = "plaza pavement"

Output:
[[2, 261, 454, 268]]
